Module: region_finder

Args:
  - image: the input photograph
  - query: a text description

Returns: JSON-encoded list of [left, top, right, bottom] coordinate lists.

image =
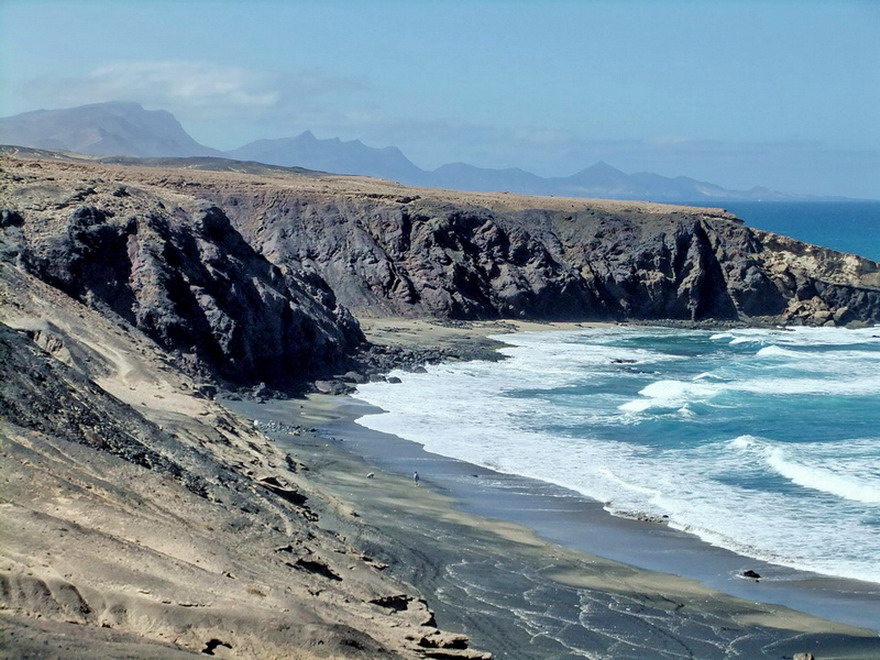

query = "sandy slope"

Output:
[[0, 264, 489, 659]]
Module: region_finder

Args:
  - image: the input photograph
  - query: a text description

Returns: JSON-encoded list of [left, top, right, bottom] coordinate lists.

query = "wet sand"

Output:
[[330, 397, 880, 631], [225, 394, 880, 660]]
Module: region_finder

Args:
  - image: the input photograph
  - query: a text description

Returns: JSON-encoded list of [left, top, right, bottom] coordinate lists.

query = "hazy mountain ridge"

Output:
[[227, 130, 425, 182], [225, 135, 807, 201], [0, 101, 221, 159], [0, 101, 830, 202]]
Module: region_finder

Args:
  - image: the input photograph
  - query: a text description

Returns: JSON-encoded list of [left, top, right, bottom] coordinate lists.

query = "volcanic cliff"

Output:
[[3, 153, 879, 392], [178, 162, 880, 330]]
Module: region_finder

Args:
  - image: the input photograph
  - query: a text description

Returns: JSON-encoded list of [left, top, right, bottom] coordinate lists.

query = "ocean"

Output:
[[699, 200, 880, 262], [352, 201, 880, 599], [354, 325, 880, 587]]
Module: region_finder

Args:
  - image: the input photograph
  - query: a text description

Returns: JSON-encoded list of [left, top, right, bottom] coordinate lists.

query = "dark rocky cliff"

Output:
[[3, 155, 880, 395], [1, 165, 363, 388], [211, 189, 880, 327]]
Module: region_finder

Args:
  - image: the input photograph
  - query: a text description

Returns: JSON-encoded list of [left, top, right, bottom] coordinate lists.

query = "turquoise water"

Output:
[[355, 202, 880, 585], [700, 201, 880, 262], [355, 326, 880, 584]]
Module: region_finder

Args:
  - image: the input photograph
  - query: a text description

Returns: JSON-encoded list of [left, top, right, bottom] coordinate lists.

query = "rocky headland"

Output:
[[4, 152, 878, 390], [214, 186, 879, 328], [2, 150, 880, 658]]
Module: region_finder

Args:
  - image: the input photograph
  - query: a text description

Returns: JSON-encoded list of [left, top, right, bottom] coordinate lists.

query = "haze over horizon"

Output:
[[1, 0, 878, 199]]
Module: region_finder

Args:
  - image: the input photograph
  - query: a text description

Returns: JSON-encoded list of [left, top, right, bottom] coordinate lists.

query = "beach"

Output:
[[224, 319, 880, 659]]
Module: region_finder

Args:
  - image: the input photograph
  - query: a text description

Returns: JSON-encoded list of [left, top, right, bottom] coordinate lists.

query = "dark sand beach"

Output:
[[226, 392, 880, 660]]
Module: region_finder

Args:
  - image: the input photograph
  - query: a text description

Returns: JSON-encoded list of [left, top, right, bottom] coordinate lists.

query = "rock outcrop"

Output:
[[208, 187, 880, 326], [1, 162, 363, 388]]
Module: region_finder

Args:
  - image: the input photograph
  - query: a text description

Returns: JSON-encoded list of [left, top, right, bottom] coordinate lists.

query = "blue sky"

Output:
[[1, 0, 878, 197]]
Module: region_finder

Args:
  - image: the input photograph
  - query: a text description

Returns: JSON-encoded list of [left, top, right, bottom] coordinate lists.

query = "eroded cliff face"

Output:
[[522, 207, 880, 325], [209, 187, 880, 327], [0, 162, 362, 387], [3, 155, 880, 398]]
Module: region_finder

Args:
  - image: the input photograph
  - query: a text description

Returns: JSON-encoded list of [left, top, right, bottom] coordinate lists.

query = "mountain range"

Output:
[[0, 101, 817, 202]]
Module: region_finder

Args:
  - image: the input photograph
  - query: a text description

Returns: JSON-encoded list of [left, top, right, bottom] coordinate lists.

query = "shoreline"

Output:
[[350, 319, 880, 616], [224, 393, 880, 659], [338, 395, 880, 631]]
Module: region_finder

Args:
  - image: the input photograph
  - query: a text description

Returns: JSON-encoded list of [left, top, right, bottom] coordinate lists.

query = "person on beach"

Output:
[[413, 471, 420, 486]]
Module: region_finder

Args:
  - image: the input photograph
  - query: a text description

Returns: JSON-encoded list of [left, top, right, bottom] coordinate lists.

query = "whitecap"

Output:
[[755, 345, 799, 358], [643, 379, 717, 398], [677, 405, 696, 419], [728, 434, 762, 451], [767, 447, 880, 505], [618, 379, 719, 412], [618, 398, 655, 412]]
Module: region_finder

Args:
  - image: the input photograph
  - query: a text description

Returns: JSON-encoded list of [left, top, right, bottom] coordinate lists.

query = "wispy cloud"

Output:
[[21, 59, 368, 118]]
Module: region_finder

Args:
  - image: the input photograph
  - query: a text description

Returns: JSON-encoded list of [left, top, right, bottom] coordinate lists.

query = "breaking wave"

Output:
[[355, 325, 880, 583]]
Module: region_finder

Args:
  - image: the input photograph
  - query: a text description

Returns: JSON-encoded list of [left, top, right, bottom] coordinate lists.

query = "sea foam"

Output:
[[765, 441, 880, 505], [354, 325, 880, 584]]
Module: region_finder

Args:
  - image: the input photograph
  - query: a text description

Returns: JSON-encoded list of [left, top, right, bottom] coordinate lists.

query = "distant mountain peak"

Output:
[[0, 100, 219, 158], [227, 129, 423, 181], [577, 161, 626, 176]]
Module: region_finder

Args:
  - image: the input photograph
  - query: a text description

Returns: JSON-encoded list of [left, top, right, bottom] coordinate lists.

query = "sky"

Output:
[[1, 0, 878, 198]]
